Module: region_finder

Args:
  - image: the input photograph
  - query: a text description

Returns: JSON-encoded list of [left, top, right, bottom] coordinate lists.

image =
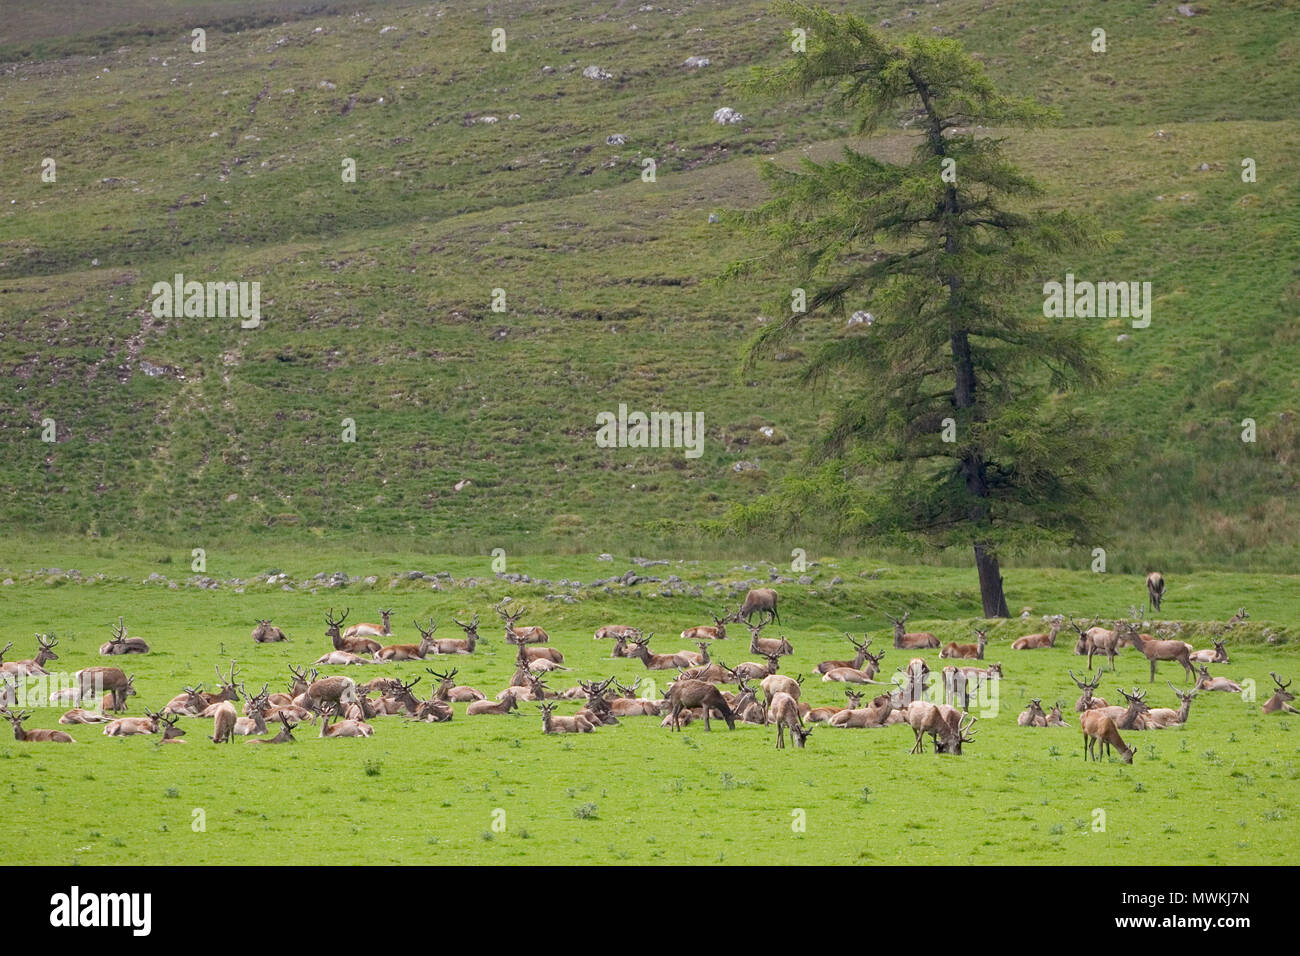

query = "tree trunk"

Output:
[[974, 543, 1009, 618]]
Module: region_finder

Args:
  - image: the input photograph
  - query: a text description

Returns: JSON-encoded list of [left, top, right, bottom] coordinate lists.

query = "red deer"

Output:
[[246, 715, 297, 744], [1195, 665, 1241, 693], [1012, 616, 1063, 650], [761, 670, 803, 704], [768, 691, 811, 748], [510, 628, 563, 664], [1124, 622, 1196, 683], [628, 635, 695, 671], [1262, 673, 1297, 715], [2, 708, 74, 742], [376, 619, 438, 661], [425, 667, 483, 703], [746, 622, 793, 658], [496, 601, 548, 643], [59, 708, 110, 725], [325, 607, 381, 656], [251, 619, 287, 643], [816, 634, 872, 674], [318, 702, 374, 737], [1093, 687, 1150, 737], [303, 674, 359, 714], [1018, 698, 1047, 727], [99, 618, 150, 655], [1069, 668, 1108, 712], [1044, 701, 1068, 727], [595, 624, 641, 641], [210, 701, 238, 743], [736, 588, 779, 625], [606, 679, 660, 717], [1141, 684, 1195, 729], [663, 679, 735, 731], [829, 689, 903, 728], [344, 608, 393, 640], [677, 642, 713, 667], [467, 689, 520, 716], [435, 614, 481, 655], [1189, 638, 1229, 664], [731, 653, 780, 683], [313, 650, 376, 666], [809, 690, 864, 723], [162, 685, 208, 717], [1146, 572, 1165, 612], [234, 685, 272, 735], [196, 663, 243, 712], [1080, 710, 1135, 762], [931, 707, 978, 754], [903, 701, 976, 754], [682, 612, 731, 642], [538, 701, 594, 734], [610, 634, 634, 659], [941, 662, 1002, 709], [1, 635, 59, 677], [76, 667, 136, 712], [103, 707, 166, 737], [885, 610, 939, 649], [0, 675, 15, 709], [941, 627, 988, 660]]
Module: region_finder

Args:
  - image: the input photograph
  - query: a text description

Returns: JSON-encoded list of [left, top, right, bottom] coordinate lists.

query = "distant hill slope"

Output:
[[1, 0, 1297, 568]]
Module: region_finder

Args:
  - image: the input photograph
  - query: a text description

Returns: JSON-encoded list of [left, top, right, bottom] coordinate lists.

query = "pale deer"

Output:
[[1141, 684, 1195, 729], [59, 708, 110, 724], [606, 679, 660, 717], [234, 685, 272, 735], [816, 634, 872, 675], [496, 601, 548, 643], [1195, 665, 1241, 693], [1262, 673, 1297, 715], [1080, 711, 1135, 762], [0, 675, 15, 709], [99, 618, 150, 655], [1, 635, 59, 677], [885, 610, 939, 649], [1012, 616, 1063, 650], [942, 662, 1002, 709], [1070, 668, 1108, 712], [344, 608, 394, 640], [1146, 571, 1165, 612], [761, 670, 803, 703], [303, 674, 359, 714], [746, 622, 793, 658], [930, 708, 978, 755], [768, 691, 810, 748], [628, 635, 695, 671], [538, 701, 594, 734], [210, 701, 238, 743], [103, 707, 166, 737], [903, 701, 975, 754], [324, 607, 381, 655], [941, 627, 988, 660], [434, 614, 481, 654], [677, 642, 712, 667], [511, 629, 563, 664], [736, 587, 780, 625], [376, 619, 438, 661], [829, 689, 903, 728], [1189, 638, 1229, 665], [251, 619, 287, 643], [1018, 698, 1047, 727], [1125, 623, 1196, 683], [2, 707, 74, 742], [682, 612, 731, 642], [595, 624, 641, 641], [663, 678, 735, 731], [1044, 701, 1068, 727], [809, 690, 864, 723], [731, 653, 780, 683], [467, 690, 520, 716], [162, 684, 208, 717], [315, 648, 378, 665]]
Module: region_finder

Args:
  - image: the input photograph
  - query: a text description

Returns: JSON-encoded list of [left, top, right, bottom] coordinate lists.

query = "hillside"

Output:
[[1, 0, 1298, 569]]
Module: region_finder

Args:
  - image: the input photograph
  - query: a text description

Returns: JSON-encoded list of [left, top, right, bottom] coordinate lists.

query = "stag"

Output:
[[829, 689, 903, 728], [1146, 572, 1165, 612], [885, 610, 939, 650], [376, 619, 438, 661], [1189, 638, 1229, 665], [1069, 668, 1108, 712], [318, 702, 374, 738], [768, 692, 810, 749], [251, 619, 287, 643], [344, 608, 394, 640], [1012, 616, 1063, 650], [425, 667, 483, 703], [1080, 711, 1135, 762], [76, 667, 136, 712], [682, 612, 731, 642], [2, 707, 74, 742], [1141, 684, 1195, 729], [246, 714, 297, 744], [663, 679, 735, 731], [538, 701, 594, 734], [325, 607, 381, 655], [746, 622, 793, 658], [467, 689, 520, 716], [496, 601, 548, 643], [1018, 698, 1047, 727], [736, 588, 779, 625], [1262, 673, 1297, 715], [1124, 621, 1196, 683], [435, 614, 481, 654], [1, 635, 60, 677], [1195, 665, 1241, 694], [628, 635, 695, 671], [99, 618, 150, 655], [595, 624, 641, 641]]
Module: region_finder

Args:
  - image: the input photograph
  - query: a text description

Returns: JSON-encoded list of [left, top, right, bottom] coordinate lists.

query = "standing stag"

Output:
[[662, 678, 735, 731], [1262, 674, 1296, 715], [1080, 711, 1135, 762], [75, 667, 136, 712], [1123, 621, 1196, 684], [99, 618, 150, 655], [736, 588, 779, 625]]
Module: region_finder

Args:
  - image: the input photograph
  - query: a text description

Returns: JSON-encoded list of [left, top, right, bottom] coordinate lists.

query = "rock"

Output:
[[541, 66, 554, 73], [1177, 4, 1195, 16], [1117, 333, 1131, 342], [598, 553, 613, 561], [708, 212, 720, 223], [380, 25, 397, 33], [319, 80, 336, 89], [712, 106, 743, 124], [582, 65, 613, 80], [848, 311, 874, 327], [605, 134, 628, 145], [454, 479, 472, 492], [406, 571, 425, 580], [731, 460, 759, 472], [683, 56, 711, 68]]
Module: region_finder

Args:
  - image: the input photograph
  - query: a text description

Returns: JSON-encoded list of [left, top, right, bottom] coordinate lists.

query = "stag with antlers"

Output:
[[99, 618, 150, 655]]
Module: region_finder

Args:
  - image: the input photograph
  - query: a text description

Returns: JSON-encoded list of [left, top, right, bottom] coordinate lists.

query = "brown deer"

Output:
[[246, 714, 297, 744], [768, 691, 811, 748], [1141, 684, 1195, 729], [538, 701, 594, 734], [663, 678, 735, 731], [1080, 710, 1135, 762], [606, 679, 660, 717], [318, 702, 374, 737], [941, 627, 988, 660], [1070, 616, 1120, 670], [196, 663, 243, 712], [736, 587, 780, 625], [1012, 616, 1063, 650], [610, 633, 634, 659], [1069, 668, 1108, 712], [103, 707, 166, 737], [376, 619, 438, 661], [2, 708, 74, 742], [1189, 638, 1229, 664], [313, 649, 377, 666], [344, 608, 393, 640], [325, 607, 381, 655], [628, 635, 695, 670], [251, 619, 287, 643], [1124, 622, 1196, 683], [595, 624, 641, 641], [816, 634, 871, 674], [1044, 701, 1068, 727], [1146, 572, 1165, 612], [425, 667, 483, 703], [829, 689, 904, 728], [511, 629, 563, 664], [234, 685, 272, 735], [1195, 665, 1241, 693], [1093, 688, 1150, 738], [496, 601, 548, 643], [467, 689, 520, 716], [1262, 673, 1297, 715], [1018, 698, 1047, 727], [761, 670, 803, 704], [746, 622, 793, 657], [302, 674, 360, 714], [809, 690, 864, 723], [210, 701, 238, 743], [76, 667, 136, 712], [435, 614, 481, 654], [941, 662, 1002, 709], [681, 612, 731, 642], [162, 684, 208, 717], [731, 653, 780, 683], [903, 701, 976, 754], [931, 707, 978, 755], [1, 635, 60, 677], [885, 610, 939, 649], [99, 618, 150, 655]]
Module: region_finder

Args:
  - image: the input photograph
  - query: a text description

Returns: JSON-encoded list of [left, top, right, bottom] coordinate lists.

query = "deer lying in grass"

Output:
[[1044, 702, 1068, 727], [511, 630, 563, 664], [234, 685, 272, 735], [539, 701, 594, 734], [318, 702, 374, 737], [610, 634, 634, 659], [103, 707, 166, 737], [251, 619, 287, 643], [314, 650, 377, 666], [1070, 668, 1108, 712], [467, 690, 520, 715], [1262, 673, 1297, 715], [59, 707, 110, 724], [0, 675, 15, 709], [727, 678, 768, 724], [325, 607, 381, 655], [496, 601, 549, 643], [1140, 684, 1195, 729], [426, 667, 484, 703], [816, 634, 871, 675], [809, 690, 864, 723], [885, 610, 939, 649], [1123, 621, 1196, 684], [941, 627, 988, 660], [820, 639, 887, 683], [1018, 699, 1047, 727], [606, 679, 661, 717], [1094, 687, 1150, 733], [162, 685, 207, 717], [677, 642, 712, 667], [2, 707, 74, 742], [829, 689, 903, 728], [1080, 711, 1135, 762], [746, 623, 793, 658], [246, 715, 297, 744], [595, 624, 641, 641], [731, 653, 780, 683], [344, 608, 393, 640], [196, 663, 244, 714], [1195, 665, 1241, 693], [628, 635, 695, 671], [434, 615, 481, 655], [1012, 616, 1063, 650], [682, 612, 731, 643], [376, 619, 438, 661], [99, 618, 150, 655], [663, 678, 735, 731], [210, 701, 238, 743], [768, 692, 811, 749], [1189, 638, 1229, 664], [1, 635, 59, 677]]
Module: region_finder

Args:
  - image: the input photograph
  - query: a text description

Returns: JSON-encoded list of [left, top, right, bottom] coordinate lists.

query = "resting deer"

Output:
[[610, 634, 634, 659], [99, 618, 150, 655], [313, 649, 376, 665], [426, 667, 483, 703], [251, 619, 287, 643], [496, 601, 548, 643], [376, 619, 438, 661], [1070, 668, 1108, 712], [1195, 665, 1241, 693], [196, 663, 243, 713], [1018, 698, 1047, 727], [1012, 616, 1063, 650], [663, 678, 735, 731], [1141, 684, 1195, 729], [103, 707, 166, 737], [746, 623, 793, 658], [736, 587, 780, 625], [1123, 622, 1195, 683], [325, 607, 382, 655], [628, 635, 695, 671], [318, 702, 374, 737], [941, 662, 1002, 709], [816, 635, 872, 675], [344, 608, 393, 640], [1262, 673, 1296, 715], [511, 629, 563, 664], [1080, 711, 1135, 762], [885, 610, 939, 649], [246, 715, 297, 744], [941, 627, 987, 660], [1, 635, 60, 677], [595, 624, 641, 641], [434, 614, 481, 654], [2, 707, 74, 742], [467, 690, 520, 716], [678, 642, 712, 667], [539, 701, 594, 734], [59, 708, 110, 724], [682, 612, 731, 642], [809, 690, 864, 723], [768, 692, 811, 749], [1189, 638, 1229, 664], [234, 685, 272, 735], [1094, 687, 1150, 733], [1044, 701, 1068, 727], [830, 689, 903, 728], [1146, 571, 1165, 612]]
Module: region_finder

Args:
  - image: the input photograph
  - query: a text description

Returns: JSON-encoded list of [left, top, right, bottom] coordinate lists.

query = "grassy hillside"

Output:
[[1, 0, 1298, 570]]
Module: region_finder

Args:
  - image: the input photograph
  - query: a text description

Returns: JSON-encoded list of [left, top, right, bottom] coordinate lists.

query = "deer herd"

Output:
[[0, 582, 1293, 763]]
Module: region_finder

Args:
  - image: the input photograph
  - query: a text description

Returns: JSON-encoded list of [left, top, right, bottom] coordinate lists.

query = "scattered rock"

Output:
[[707, 212, 720, 223], [683, 56, 711, 68], [453, 479, 472, 492], [847, 311, 874, 327], [605, 133, 628, 145], [731, 460, 759, 472], [583, 65, 613, 80], [1177, 4, 1195, 16], [712, 106, 743, 124]]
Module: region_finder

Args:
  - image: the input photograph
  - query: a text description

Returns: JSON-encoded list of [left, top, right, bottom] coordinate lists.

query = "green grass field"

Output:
[[0, 548, 1295, 865]]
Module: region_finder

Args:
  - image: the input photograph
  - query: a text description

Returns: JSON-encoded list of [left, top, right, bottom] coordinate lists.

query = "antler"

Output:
[[1272, 672, 1291, 690]]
